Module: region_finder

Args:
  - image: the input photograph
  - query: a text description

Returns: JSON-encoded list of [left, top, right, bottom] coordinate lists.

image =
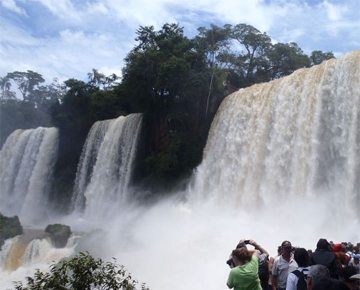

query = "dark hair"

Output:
[[236, 242, 247, 249], [294, 248, 309, 267], [316, 238, 330, 251], [342, 266, 357, 282], [232, 248, 252, 264], [312, 278, 350, 290]]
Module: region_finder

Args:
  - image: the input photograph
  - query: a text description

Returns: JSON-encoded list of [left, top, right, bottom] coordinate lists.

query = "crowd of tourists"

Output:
[[226, 238, 360, 290]]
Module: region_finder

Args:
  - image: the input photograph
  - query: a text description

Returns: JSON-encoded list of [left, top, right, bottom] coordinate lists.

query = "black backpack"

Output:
[[258, 258, 269, 290], [291, 270, 307, 290]]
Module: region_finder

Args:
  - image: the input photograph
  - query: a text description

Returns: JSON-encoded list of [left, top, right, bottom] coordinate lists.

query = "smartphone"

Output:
[[244, 240, 250, 244]]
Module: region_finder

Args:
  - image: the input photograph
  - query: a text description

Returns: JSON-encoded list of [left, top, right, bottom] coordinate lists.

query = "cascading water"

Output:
[[0, 127, 59, 224], [0, 231, 77, 289], [190, 50, 360, 217], [1, 51, 360, 290], [71, 120, 112, 212], [71, 114, 143, 220]]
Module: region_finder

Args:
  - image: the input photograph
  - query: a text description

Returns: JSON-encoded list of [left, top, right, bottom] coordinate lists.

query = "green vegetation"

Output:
[[0, 213, 23, 248], [0, 22, 335, 207], [13, 252, 149, 290]]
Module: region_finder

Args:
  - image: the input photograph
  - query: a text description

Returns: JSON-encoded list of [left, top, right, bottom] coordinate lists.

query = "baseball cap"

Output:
[[281, 241, 292, 248], [350, 274, 360, 280]]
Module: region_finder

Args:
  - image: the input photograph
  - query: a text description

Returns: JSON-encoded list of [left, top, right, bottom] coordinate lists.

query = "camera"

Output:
[[244, 240, 250, 244], [226, 257, 235, 268]]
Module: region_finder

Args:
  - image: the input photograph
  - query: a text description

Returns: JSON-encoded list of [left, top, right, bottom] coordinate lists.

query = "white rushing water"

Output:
[[1, 51, 360, 290], [190, 49, 360, 217], [71, 113, 143, 220], [0, 127, 59, 225], [0, 233, 77, 290]]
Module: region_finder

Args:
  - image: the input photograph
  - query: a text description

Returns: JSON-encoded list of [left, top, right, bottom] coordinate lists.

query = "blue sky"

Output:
[[0, 0, 359, 83]]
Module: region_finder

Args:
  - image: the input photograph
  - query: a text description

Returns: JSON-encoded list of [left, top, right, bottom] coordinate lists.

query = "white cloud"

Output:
[[0, 0, 359, 83], [98, 66, 122, 78], [86, 1, 108, 15], [321, 0, 348, 21], [29, 0, 80, 21], [0, 0, 27, 15]]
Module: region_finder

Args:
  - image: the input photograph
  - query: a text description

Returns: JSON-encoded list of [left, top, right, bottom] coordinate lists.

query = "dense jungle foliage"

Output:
[[0, 23, 334, 211]]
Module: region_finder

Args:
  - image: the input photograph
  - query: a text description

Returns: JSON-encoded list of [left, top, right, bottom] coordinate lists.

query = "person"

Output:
[[348, 254, 360, 274], [268, 246, 282, 290], [306, 264, 330, 290], [311, 238, 341, 279], [227, 239, 270, 290], [334, 243, 350, 267], [311, 278, 350, 290], [349, 273, 360, 289], [285, 248, 310, 290], [227, 243, 262, 290], [272, 241, 298, 290], [342, 266, 358, 290]]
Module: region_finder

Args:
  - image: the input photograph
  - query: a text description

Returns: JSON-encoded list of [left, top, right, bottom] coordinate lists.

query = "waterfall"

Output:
[[0, 232, 76, 274], [190, 50, 360, 216], [71, 114, 143, 219], [0, 127, 59, 224], [71, 120, 112, 212]]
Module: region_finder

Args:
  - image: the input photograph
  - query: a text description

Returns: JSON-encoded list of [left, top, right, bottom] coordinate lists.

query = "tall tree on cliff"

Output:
[[195, 24, 231, 116], [120, 24, 212, 181]]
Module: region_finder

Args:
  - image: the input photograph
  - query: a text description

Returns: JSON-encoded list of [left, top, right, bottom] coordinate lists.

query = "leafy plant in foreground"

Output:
[[13, 252, 149, 290]]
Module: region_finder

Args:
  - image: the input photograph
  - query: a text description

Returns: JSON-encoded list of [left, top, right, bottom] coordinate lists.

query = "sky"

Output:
[[0, 0, 360, 84]]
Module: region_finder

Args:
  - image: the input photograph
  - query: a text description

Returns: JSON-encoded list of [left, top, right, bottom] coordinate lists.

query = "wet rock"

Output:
[[45, 223, 72, 248], [0, 213, 23, 248]]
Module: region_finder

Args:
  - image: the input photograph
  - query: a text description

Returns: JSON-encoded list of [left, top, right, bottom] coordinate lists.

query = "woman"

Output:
[[227, 242, 262, 290]]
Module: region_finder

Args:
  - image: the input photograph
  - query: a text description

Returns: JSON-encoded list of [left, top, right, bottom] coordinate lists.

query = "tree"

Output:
[[120, 23, 214, 182], [6, 70, 45, 103], [196, 24, 231, 115], [230, 24, 272, 86], [310, 50, 335, 65], [267, 42, 311, 79], [13, 252, 149, 290], [87, 68, 119, 90], [0, 76, 16, 100]]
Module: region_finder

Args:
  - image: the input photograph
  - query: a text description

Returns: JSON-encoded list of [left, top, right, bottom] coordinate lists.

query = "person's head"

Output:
[[343, 266, 357, 283], [232, 247, 252, 265], [281, 240, 292, 255], [312, 278, 350, 290], [353, 254, 360, 265], [307, 264, 330, 290], [333, 243, 343, 253], [313, 278, 351, 290], [236, 242, 247, 249], [346, 243, 354, 253], [354, 246, 359, 254], [294, 247, 309, 267], [316, 238, 330, 251]]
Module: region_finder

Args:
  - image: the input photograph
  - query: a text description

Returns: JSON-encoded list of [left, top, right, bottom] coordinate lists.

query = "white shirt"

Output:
[[272, 254, 298, 289], [285, 267, 310, 290]]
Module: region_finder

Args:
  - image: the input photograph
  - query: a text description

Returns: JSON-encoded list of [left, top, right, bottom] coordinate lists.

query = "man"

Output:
[[272, 241, 297, 290], [306, 264, 330, 290], [311, 238, 341, 279], [348, 254, 360, 273], [285, 248, 310, 290]]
